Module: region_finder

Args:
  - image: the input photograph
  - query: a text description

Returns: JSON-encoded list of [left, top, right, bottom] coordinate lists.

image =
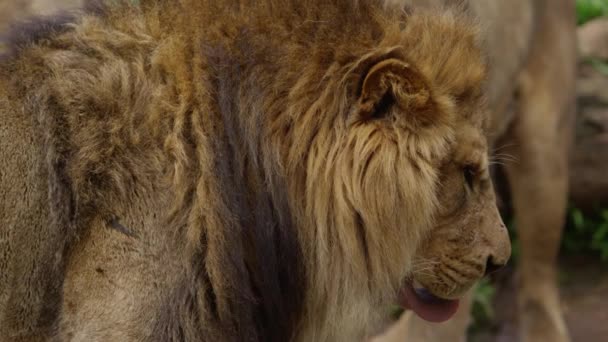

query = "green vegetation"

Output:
[[577, 0, 608, 73], [563, 208, 608, 262], [390, 304, 405, 321], [470, 207, 608, 337], [469, 278, 497, 336], [504, 207, 608, 264], [587, 57, 608, 75], [576, 0, 608, 25]]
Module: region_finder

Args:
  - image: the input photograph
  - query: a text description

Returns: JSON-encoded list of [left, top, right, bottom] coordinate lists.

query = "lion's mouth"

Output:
[[399, 281, 460, 323]]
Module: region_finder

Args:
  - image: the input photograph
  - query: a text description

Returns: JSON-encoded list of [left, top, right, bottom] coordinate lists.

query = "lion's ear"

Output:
[[358, 58, 435, 124]]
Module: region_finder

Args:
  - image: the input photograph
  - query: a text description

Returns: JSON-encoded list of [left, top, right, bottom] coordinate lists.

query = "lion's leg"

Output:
[[504, 123, 570, 342], [503, 3, 576, 341], [504, 77, 573, 340]]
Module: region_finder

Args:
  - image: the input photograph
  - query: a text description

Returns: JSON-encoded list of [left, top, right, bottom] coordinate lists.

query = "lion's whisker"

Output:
[[492, 143, 516, 154]]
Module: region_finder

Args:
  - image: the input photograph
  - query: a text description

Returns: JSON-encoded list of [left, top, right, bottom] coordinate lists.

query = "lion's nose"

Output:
[[484, 254, 507, 276]]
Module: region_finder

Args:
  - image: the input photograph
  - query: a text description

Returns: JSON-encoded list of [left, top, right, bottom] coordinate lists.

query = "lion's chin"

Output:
[[398, 281, 460, 323]]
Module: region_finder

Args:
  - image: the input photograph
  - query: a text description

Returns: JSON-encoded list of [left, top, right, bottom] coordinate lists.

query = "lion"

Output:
[[377, 1, 577, 342], [0, 1, 510, 341]]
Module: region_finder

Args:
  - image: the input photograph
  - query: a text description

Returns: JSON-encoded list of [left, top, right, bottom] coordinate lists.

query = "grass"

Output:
[[577, 0, 608, 73], [469, 207, 608, 336], [563, 208, 608, 262], [577, 0, 608, 25], [468, 278, 497, 336]]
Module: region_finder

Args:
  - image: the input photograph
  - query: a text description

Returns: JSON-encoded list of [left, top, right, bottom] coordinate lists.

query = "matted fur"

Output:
[[0, 1, 509, 341]]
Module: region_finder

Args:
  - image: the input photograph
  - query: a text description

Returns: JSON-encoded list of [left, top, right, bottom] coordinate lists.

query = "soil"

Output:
[[472, 257, 608, 342]]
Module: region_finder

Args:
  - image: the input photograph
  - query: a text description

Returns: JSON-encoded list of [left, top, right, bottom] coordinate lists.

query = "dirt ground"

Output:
[[561, 260, 608, 342], [471, 257, 608, 342]]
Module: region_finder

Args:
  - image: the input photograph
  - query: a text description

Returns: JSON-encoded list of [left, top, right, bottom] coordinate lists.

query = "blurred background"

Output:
[[1, 0, 607, 341], [469, 1, 608, 341]]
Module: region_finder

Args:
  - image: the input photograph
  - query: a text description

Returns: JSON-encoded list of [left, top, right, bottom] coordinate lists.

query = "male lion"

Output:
[[0, 1, 510, 341], [379, 1, 577, 342]]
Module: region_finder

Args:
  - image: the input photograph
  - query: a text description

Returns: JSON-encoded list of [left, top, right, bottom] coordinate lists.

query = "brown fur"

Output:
[[0, 1, 510, 341]]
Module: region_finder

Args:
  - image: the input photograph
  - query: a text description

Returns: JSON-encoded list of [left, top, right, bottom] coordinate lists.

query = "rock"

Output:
[[578, 17, 608, 60], [571, 63, 608, 208]]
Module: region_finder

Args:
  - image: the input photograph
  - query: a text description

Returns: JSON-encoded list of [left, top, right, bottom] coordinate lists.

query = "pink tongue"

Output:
[[400, 286, 460, 323]]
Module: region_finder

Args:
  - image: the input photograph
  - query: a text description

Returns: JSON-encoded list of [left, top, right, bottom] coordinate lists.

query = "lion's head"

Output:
[[262, 5, 512, 339]]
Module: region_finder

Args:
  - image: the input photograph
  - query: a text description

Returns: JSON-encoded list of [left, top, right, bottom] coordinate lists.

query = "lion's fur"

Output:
[[0, 1, 510, 341]]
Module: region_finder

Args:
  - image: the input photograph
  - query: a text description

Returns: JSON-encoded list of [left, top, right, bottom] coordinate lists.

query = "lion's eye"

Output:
[[463, 165, 476, 189]]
